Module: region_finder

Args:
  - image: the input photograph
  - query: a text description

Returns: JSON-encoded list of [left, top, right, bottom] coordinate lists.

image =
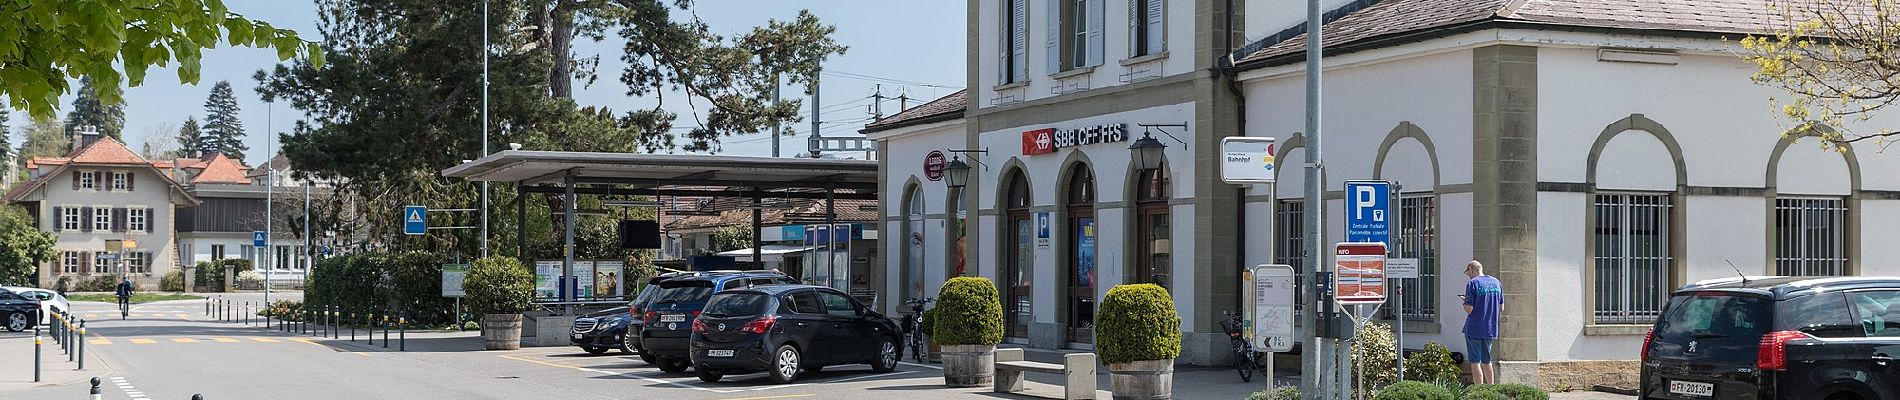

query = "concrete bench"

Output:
[[993, 348, 1096, 400]]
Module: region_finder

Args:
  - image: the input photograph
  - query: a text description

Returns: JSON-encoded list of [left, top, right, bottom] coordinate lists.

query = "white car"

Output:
[[2, 287, 69, 324]]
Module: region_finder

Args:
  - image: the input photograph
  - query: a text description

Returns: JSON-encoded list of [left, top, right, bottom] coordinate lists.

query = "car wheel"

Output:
[[5, 312, 25, 332], [620, 332, 638, 354], [657, 358, 690, 373], [582, 346, 610, 355], [871, 336, 899, 373], [639, 351, 657, 365], [696, 367, 724, 383], [768, 345, 802, 384]]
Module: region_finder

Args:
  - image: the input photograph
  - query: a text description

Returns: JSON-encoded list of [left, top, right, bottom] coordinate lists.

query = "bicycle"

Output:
[[118, 298, 129, 320], [1221, 310, 1266, 382], [900, 297, 935, 364]]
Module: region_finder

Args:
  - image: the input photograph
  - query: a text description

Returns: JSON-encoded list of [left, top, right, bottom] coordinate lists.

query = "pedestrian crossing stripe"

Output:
[[89, 339, 111, 345], [170, 338, 197, 343], [128, 339, 157, 344], [212, 337, 240, 343], [247, 337, 279, 343]]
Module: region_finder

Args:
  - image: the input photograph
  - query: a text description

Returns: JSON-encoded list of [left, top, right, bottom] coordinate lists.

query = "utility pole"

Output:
[[870, 84, 885, 119], [808, 73, 821, 158], [264, 100, 274, 309], [771, 73, 782, 157], [897, 89, 911, 112], [1297, 0, 1347, 396], [479, 0, 491, 258]]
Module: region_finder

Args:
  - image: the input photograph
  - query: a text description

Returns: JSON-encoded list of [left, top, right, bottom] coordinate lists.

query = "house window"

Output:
[[1068, 0, 1087, 68], [93, 208, 111, 231], [1593, 194, 1673, 324], [1052, 0, 1102, 72], [1129, 0, 1164, 57], [93, 251, 112, 274], [79, 171, 95, 189], [128, 208, 148, 232], [211, 244, 227, 260], [1276, 200, 1305, 312], [1775, 197, 1847, 276], [902, 186, 925, 310], [126, 251, 147, 274], [62, 208, 80, 231], [1134, 167, 1170, 289], [62, 251, 80, 274], [111, 172, 128, 190], [998, 0, 1028, 84], [1393, 195, 1438, 321]]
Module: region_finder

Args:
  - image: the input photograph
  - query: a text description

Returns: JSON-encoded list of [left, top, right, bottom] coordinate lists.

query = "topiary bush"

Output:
[[1465, 384, 1547, 400], [1248, 386, 1300, 400], [1406, 342, 1464, 385], [1353, 322, 1399, 394], [159, 270, 185, 292], [1096, 283, 1182, 364], [465, 256, 534, 315], [1374, 380, 1456, 400], [931, 276, 1003, 345], [919, 306, 939, 337]]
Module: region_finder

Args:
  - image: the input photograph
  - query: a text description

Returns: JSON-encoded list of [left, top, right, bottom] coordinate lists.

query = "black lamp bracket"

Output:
[[947, 148, 991, 170], [1136, 123, 1189, 146]]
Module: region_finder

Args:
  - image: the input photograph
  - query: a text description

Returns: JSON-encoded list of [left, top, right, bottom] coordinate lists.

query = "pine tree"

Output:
[[64, 77, 126, 140], [17, 115, 69, 163], [176, 117, 203, 158], [202, 81, 248, 161]]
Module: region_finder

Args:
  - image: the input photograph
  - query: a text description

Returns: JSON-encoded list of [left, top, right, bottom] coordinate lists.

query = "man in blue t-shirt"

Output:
[[1462, 260, 1504, 385]]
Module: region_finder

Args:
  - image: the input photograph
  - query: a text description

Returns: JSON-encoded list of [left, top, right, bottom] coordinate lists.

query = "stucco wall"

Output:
[[975, 0, 1199, 107], [39, 167, 180, 288]]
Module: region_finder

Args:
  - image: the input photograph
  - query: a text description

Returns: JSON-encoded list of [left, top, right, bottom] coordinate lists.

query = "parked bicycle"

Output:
[[900, 297, 934, 364], [1221, 310, 1266, 382]]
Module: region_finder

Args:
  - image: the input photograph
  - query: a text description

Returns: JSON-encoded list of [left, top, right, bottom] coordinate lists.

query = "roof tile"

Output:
[[863, 90, 967, 131]]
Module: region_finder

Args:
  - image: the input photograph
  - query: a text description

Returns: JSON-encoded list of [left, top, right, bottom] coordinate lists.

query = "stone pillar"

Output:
[[182, 264, 195, 293], [224, 265, 237, 292], [1472, 44, 1540, 382]]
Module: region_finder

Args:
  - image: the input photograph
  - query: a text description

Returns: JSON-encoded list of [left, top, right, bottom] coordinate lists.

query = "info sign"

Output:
[[1334, 242, 1389, 305], [1249, 264, 1296, 352], [1345, 181, 1391, 245], [440, 264, 470, 298], [1220, 137, 1277, 184]]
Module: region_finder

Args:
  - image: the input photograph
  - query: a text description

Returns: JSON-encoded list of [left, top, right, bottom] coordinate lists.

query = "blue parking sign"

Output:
[[403, 205, 428, 236], [1345, 180, 1391, 245]]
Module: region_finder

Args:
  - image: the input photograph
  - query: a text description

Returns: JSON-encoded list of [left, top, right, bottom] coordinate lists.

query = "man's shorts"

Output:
[[1465, 336, 1496, 364]]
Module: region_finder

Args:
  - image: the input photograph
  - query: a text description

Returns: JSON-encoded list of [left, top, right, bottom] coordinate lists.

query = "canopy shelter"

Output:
[[443, 150, 878, 314], [715, 245, 815, 263]]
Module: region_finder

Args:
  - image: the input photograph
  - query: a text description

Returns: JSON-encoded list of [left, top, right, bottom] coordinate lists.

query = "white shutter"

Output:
[[1146, 0, 1164, 55], [1085, 0, 1104, 67], [1047, 0, 1062, 74], [1012, 0, 1029, 80], [999, 0, 1011, 84], [1128, 0, 1142, 56]]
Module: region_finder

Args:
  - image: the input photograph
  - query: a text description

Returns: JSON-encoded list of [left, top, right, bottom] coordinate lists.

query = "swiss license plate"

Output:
[[660, 314, 686, 322], [706, 349, 734, 357], [1669, 380, 1714, 397], [572, 334, 584, 340]]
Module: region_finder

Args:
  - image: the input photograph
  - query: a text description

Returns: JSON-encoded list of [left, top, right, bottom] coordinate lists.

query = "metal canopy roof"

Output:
[[441, 150, 879, 192]]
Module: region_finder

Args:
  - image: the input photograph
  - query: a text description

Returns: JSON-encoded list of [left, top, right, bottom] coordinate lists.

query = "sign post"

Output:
[[1334, 242, 1388, 305], [442, 263, 469, 331], [1219, 137, 1278, 184], [1248, 264, 1295, 388], [1345, 181, 1392, 245], [403, 206, 428, 236]]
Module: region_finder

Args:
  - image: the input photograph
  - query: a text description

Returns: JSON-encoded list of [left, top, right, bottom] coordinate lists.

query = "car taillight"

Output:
[[691, 319, 710, 333], [1640, 328, 1655, 362], [644, 311, 659, 323], [740, 315, 778, 334], [690, 310, 701, 319], [1758, 330, 1811, 371]]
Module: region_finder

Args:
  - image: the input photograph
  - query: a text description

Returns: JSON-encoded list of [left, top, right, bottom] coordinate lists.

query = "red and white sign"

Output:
[[1333, 242, 1388, 305], [1022, 128, 1055, 155], [923, 151, 947, 181]]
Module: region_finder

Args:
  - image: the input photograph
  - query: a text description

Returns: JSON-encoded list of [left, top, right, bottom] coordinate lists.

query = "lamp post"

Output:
[[1128, 132, 1167, 172], [943, 156, 971, 189]]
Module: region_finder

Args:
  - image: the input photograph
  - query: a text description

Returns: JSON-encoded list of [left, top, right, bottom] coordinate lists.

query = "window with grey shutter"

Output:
[[80, 207, 92, 232], [1046, 0, 1061, 74], [71, 172, 80, 190], [1130, 0, 1164, 57], [1084, 0, 1103, 67], [126, 171, 136, 191], [1011, 0, 1028, 82], [80, 252, 91, 273], [145, 207, 154, 232], [113, 207, 126, 232], [51, 207, 61, 232]]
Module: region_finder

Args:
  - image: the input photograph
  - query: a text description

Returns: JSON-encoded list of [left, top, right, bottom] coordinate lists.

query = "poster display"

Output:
[[1334, 242, 1389, 304], [574, 260, 596, 299], [1249, 264, 1296, 351], [594, 260, 624, 298], [534, 260, 561, 299], [1076, 218, 1096, 288]]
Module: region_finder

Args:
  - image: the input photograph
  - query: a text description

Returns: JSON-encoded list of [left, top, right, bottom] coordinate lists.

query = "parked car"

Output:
[[639, 271, 797, 373], [1639, 276, 1900, 400], [3, 287, 69, 325], [623, 272, 701, 364], [0, 288, 41, 332], [571, 306, 635, 355], [689, 284, 901, 384]]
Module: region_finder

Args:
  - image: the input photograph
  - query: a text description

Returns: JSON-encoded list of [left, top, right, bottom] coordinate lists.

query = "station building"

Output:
[[867, 0, 1900, 389]]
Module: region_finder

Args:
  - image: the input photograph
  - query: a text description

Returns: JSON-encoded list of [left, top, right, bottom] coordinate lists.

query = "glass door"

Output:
[[1068, 216, 1096, 343], [1006, 215, 1033, 339]]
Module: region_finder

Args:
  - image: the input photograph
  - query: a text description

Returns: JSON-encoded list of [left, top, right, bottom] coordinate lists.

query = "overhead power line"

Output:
[[821, 70, 962, 89]]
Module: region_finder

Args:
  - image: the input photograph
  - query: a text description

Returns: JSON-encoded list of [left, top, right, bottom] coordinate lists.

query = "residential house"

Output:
[[5, 127, 198, 289]]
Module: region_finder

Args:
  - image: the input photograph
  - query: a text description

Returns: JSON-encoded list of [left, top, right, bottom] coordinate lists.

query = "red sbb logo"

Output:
[[1022, 128, 1055, 155]]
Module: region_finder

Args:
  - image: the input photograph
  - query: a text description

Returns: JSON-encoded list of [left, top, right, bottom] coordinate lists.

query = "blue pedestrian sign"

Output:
[[403, 205, 428, 236], [1345, 180, 1391, 245], [252, 231, 267, 247]]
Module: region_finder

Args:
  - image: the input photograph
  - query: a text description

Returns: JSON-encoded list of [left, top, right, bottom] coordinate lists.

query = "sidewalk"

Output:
[[0, 330, 115, 395]]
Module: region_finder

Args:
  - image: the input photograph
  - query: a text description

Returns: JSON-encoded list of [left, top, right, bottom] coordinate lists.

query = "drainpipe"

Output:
[[1222, 0, 1250, 313]]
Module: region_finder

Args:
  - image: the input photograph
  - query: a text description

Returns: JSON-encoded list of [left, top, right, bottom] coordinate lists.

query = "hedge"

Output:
[[931, 276, 1003, 345], [1374, 381, 1456, 400], [1405, 342, 1463, 385], [1464, 384, 1548, 400], [159, 270, 185, 292], [1095, 283, 1181, 364], [304, 252, 459, 326], [465, 256, 534, 315]]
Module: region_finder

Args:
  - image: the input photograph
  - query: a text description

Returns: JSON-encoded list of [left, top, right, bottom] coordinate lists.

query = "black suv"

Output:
[[1640, 276, 1900, 400], [639, 271, 797, 373], [689, 285, 901, 384]]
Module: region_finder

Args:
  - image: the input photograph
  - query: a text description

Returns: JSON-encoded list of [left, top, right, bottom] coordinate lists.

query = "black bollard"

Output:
[[76, 320, 85, 370], [90, 377, 99, 399], [382, 315, 389, 349], [350, 312, 356, 342], [33, 328, 40, 382], [399, 316, 406, 351]]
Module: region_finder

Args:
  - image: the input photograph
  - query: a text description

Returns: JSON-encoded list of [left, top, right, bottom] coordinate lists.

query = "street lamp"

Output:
[[1129, 131, 1167, 171], [944, 156, 972, 189]]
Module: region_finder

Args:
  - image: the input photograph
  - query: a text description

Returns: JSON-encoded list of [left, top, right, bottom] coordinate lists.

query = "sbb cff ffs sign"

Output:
[[923, 150, 947, 181], [1021, 123, 1129, 155], [1334, 242, 1388, 305]]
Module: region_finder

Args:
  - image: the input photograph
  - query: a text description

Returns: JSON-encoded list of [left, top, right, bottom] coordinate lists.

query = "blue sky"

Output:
[[10, 1, 965, 163]]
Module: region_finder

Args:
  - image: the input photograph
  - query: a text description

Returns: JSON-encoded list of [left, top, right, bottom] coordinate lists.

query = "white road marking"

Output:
[[111, 376, 150, 399]]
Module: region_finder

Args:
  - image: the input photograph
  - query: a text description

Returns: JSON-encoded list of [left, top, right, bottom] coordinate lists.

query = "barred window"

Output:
[[1594, 194, 1672, 325], [1393, 195, 1438, 321], [1775, 197, 1846, 276], [1275, 200, 1305, 312], [62, 251, 80, 274]]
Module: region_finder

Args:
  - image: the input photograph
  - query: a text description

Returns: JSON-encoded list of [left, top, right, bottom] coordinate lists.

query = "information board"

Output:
[[1250, 264, 1296, 352], [440, 263, 470, 298], [1334, 242, 1389, 305], [534, 260, 561, 299]]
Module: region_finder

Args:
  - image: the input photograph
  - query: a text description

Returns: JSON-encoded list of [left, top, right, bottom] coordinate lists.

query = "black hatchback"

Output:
[[690, 285, 901, 384], [1640, 276, 1900, 400], [639, 271, 798, 373]]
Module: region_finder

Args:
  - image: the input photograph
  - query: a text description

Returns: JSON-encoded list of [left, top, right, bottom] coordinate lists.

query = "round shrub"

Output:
[[159, 270, 185, 292], [465, 256, 534, 315], [1406, 342, 1464, 385], [1096, 283, 1181, 364], [919, 306, 939, 336], [931, 276, 1003, 345], [1460, 387, 1508, 400], [1354, 322, 1399, 392], [1248, 386, 1300, 400], [1374, 381, 1456, 400]]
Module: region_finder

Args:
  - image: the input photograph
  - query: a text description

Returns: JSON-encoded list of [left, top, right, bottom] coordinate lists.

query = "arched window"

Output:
[[1002, 169, 1033, 339], [1064, 166, 1096, 344], [1134, 166, 1170, 288], [948, 187, 968, 277]]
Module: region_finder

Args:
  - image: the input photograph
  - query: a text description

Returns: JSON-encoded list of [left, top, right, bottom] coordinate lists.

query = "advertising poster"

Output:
[[574, 261, 596, 299], [1076, 218, 1096, 288], [594, 260, 625, 298], [534, 260, 561, 299], [1334, 242, 1389, 304]]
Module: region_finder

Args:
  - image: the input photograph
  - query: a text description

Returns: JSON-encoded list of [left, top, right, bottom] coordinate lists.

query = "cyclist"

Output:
[[115, 278, 134, 318]]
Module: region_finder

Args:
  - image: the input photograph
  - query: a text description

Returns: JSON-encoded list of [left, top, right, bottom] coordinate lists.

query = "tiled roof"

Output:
[[666, 198, 879, 231], [862, 90, 967, 132], [1237, 0, 1806, 65], [67, 136, 154, 165], [3, 137, 200, 204], [188, 153, 252, 184]]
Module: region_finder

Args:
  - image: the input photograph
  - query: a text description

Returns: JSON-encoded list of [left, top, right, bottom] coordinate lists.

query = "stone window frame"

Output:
[[1581, 115, 1688, 331], [1762, 130, 1863, 277]]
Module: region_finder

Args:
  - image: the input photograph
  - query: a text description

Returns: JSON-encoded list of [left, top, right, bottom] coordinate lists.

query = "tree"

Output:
[[176, 117, 204, 158], [0, 205, 57, 286], [65, 77, 126, 139], [709, 224, 754, 254], [0, 109, 10, 158], [201, 81, 248, 160], [137, 122, 181, 160], [0, 1, 323, 120], [17, 114, 69, 162], [1741, 0, 1900, 148]]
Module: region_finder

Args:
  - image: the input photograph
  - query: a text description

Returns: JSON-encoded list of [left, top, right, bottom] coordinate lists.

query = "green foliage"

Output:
[[918, 306, 939, 337], [931, 277, 1003, 346], [235, 270, 264, 289], [1096, 284, 1182, 364], [465, 256, 534, 315], [709, 224, 753, 254], [259, 300, 304, 321], [1738, 1, 1900, 149], [1248, 386, 1300, 400], [305, 252, 458, 325], [0, 0, 322, 120], [1463, 384, 1547, 400], [1374, 381, 1457, 400], [200, 81, 247, 160], [0, 109, 10, 155], [17, 114, 68, 166], [75, 276, 118, 292], [1406, 342, 1464, 386], [65, 77, 125, 139], [158, 270, 185, 292], [1460, 387, 1508, 400], [1354, 322, 1400, 393], [175, 117, 202, 158], [0, 205, 57, 286]]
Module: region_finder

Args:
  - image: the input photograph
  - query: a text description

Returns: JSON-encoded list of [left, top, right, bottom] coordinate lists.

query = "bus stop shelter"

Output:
[[442, 151, 878, 314]]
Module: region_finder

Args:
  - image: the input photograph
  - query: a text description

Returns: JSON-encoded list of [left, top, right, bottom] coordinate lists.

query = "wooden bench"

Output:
[[993, 348, 1096, 400]]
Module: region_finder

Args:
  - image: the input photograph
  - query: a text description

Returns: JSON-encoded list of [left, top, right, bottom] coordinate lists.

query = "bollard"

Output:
[[382, 315, 390, 349], [89, 377, 100, 400], [33, 328, 41, 382], [244, 302, 250, 325], [194, 395, 203, 400], [366, 313, 374, 346], [205, 297, 210, 316], [399, 316, 406, 351], [350, 312, 356, 342], [77, 320, 85, 370], [66, 319, 73, 363]]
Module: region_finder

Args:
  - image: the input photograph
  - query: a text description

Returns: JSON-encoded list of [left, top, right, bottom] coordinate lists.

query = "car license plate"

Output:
[[660, 314, 686, 322], [572, 333, 584, 340], [706, 350, 734, 357], [1669, 380, 1714, 397]]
